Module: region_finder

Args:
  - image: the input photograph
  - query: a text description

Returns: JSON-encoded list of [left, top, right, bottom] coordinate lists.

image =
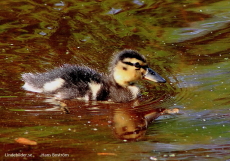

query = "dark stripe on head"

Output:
[[122, 61, 148, 69]]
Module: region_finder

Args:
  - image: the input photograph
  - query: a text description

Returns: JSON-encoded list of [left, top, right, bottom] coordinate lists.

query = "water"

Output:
[[1, 0, 230, 160]]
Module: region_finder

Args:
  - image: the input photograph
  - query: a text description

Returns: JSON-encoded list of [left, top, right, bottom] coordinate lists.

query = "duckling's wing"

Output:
[[56, 65, 106, 99], [22, 65, 106, 99]]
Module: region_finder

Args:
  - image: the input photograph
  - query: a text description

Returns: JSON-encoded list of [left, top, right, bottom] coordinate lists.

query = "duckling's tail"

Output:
[[21, 73, 43, 93]]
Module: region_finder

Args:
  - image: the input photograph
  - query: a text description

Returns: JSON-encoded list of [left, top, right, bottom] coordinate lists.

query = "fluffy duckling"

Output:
[[22, 49, 166, 102]]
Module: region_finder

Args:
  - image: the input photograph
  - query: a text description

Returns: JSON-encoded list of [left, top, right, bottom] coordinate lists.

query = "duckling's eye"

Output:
[[134, 62, 141, 68], [134, 62, 141, 70]]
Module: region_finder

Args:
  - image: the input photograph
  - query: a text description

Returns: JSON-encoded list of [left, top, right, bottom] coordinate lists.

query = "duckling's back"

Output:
[[22, 64, 109, 100]]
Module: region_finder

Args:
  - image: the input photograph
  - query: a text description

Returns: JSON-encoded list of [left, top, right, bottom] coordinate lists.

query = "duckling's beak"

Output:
[[143, 68, 166, 83]]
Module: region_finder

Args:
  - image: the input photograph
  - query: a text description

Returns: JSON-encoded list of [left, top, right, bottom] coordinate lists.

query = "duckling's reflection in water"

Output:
[[112, 104, 165, 141], [34, 97, 177, 141]]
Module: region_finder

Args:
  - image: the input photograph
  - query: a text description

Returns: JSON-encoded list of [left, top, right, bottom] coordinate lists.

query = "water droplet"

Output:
[[133, 0, 144, 6], [55, 1, 65, 6], [169, 154, 176, 157], [108, 8, 122, 14], [150, 156, 158, 160], [39, 31, 47, 36]]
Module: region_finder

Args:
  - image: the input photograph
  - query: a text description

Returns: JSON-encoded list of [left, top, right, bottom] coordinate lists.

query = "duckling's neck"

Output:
[[108, 74, 140, 101]]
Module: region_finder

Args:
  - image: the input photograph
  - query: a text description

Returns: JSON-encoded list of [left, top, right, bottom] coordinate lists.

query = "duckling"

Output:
[[21, 49, 166, 102]]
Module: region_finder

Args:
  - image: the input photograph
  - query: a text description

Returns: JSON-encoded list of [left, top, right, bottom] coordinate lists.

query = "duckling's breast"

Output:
[[108, 83, 140, 102]]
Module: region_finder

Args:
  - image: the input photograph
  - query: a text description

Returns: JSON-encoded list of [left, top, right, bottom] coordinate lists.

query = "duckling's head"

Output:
[[110, 49, 166, 86]]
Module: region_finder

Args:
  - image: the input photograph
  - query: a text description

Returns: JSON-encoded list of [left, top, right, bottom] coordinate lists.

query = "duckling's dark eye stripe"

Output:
[[122, 61, 148, 69]]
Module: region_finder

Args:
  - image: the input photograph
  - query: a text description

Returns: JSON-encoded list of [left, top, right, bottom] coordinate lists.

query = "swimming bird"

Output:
[[21, 49, 166, 102]]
